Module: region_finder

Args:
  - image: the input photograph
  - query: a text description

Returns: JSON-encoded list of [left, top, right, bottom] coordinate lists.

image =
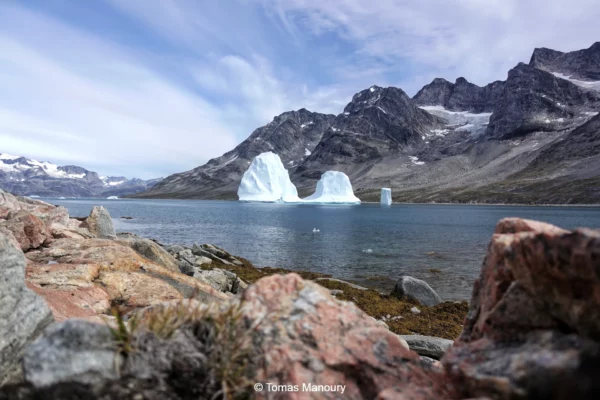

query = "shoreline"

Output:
[[56, 196, 600, 207]]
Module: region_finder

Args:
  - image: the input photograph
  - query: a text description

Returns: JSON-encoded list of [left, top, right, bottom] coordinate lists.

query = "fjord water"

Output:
[[51, 199, 600, 300]]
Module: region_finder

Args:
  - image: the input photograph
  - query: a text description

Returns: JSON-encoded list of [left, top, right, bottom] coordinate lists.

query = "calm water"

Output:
[[48, 198, 600, 300]]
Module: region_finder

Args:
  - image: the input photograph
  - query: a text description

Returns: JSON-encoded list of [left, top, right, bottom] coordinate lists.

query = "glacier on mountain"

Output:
[[303, 171, 361, 204], [237, 152, 300, 202], [380, 188, 392, 205]]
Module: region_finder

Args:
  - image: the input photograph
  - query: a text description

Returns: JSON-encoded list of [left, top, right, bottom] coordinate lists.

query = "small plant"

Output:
[[107, 299, 256, 399], [427, 268, 442, 274], [108, 306, 139, 355]]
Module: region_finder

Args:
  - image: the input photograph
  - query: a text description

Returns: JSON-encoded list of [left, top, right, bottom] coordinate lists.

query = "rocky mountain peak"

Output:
[[486, 62, 600, 139], [292, 85, 445, 183], [413, 76, 504, 113], [530, 41, 600, 80], [137, 109, 335, 199], [0, 153, 159, 197]]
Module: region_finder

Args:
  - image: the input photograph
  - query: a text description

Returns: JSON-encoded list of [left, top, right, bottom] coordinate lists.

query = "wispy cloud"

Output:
[[0, 3, 243, 178], [264, 0, 600, 92], [0, 0, 598, 178]]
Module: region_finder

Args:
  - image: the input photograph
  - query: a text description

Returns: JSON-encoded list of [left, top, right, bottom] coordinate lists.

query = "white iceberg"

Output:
[[237, 152, 301, 202], [380, 188, 392, 205], [107, 196, 119, 200], [303, 171, 361, 204]]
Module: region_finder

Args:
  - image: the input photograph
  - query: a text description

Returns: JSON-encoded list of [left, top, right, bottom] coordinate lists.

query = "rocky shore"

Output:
[[1, 189, 599, 399]]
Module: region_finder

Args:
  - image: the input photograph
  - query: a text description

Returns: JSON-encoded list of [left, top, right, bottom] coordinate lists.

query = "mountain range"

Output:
[[135, 41, 600, 204], [10, 42, 599, 204], [0, 153, 161, 198]]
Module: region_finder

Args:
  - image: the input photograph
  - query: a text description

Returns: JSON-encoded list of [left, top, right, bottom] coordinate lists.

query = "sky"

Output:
[[0, 0, 599, 179]]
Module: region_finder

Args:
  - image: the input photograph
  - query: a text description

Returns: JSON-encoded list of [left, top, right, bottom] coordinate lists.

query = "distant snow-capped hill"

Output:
[[0, 153, 161, 198]]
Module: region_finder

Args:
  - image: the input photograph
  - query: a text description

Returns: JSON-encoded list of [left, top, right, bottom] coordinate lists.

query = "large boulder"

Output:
[[26, 262, 111, 322], [86, 206, 116, 239], [400, 335, 453, 360], [241, 273, 457, 399], [23, 320, 121, 388], [25, 238, 231, 308], [0, 189, 23, 218], [192, 243, 243, 266], [0, 232, 53, 385], [193, 269, 231, 292], [117, 234, 179, 272], [391, 276, 443, 306], [0, 211, 50, 251], [443, 218, 600, 399]]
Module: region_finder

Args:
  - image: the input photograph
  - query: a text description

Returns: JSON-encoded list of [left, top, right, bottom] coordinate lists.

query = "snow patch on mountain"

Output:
[[0, 153, 87, 179], [420, 106, 491, 136], [551, 72, 600, 91], [409, 156, 425, 166]]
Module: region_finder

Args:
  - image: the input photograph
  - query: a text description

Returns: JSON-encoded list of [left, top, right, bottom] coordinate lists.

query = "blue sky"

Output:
[[0, 0, 599, 179]]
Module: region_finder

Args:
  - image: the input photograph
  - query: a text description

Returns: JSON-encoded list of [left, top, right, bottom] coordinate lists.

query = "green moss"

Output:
[[316, 279, 468, 339], [200, 258, 331, 284], [202, 258, 468, 340]]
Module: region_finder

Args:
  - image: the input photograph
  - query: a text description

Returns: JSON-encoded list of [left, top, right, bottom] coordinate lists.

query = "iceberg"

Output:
[[303, 171, 361, 204], [237, 152, 301, 202], [107, 196, 119, 200], [380, 188, 392, 205]]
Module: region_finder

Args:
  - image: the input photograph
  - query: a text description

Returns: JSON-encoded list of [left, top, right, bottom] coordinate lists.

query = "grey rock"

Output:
[[178, 260, 195, 276], [199, 244, 230, 259], [400, 335, 453, 359], [0, 232, 54, 385], [391, 276, 443, 306], [294, 86, 445, 186], [530, 41, 600, 80], [413, 77, 505, 112], [194, 256, 212, 266], [23, 320, 121, 388], [179, 249, 193, 257], [178, 251, 197, 268], [86, 206, 116, 239], [193, 269, 231, 292], [200, 244, 243, 266], [117, 236, 179, 272], [192, 244, 233, 266], [526, 112, 600, 173], [231, 277, 248, 295], [163, 244, 185, 255], [419, 356, 440, 366], [486, 63, 600, 140]]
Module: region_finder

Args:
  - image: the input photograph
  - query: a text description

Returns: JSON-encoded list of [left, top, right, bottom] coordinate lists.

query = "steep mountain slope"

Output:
[[134, 42, 600, 204], [523, 112, 600, 177], [0, 153, 160, 197], [486, 63, 600, 140], [292, 86, 445, 189], [413, 77, 505, 112], [530, 42, 600, 80], [135, 109, 335, 199]]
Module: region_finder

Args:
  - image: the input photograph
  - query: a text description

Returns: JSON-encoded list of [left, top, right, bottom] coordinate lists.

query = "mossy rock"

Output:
[[201, 258, 467, 340]]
